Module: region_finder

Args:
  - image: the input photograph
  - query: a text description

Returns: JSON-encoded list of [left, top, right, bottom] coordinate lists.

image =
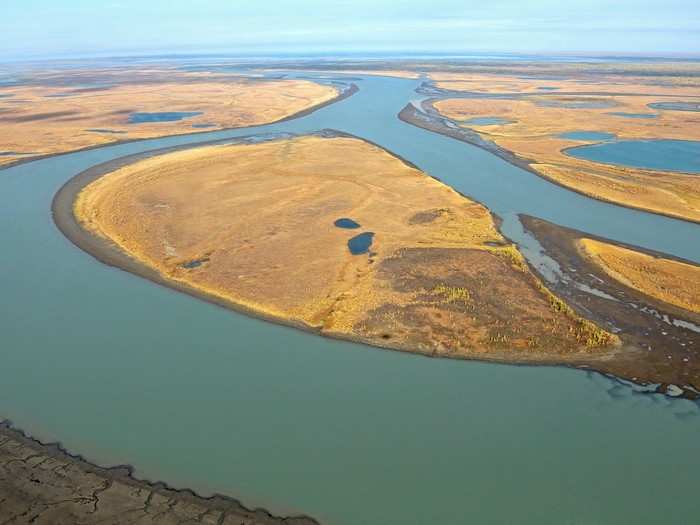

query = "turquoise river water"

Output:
[[1, 72, 700, 524]]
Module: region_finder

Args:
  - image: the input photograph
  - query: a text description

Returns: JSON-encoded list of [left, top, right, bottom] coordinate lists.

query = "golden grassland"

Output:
[[433, 82, 700, 222], [578, 238, 700, 314], [430, 71, 700, 97], [74, 135, 617, 360], [0, 69, 338, 167]]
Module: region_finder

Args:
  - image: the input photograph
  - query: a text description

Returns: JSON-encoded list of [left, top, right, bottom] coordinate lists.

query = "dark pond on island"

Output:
[[559, 131, 616, 141], [86, 128, 128, 134], [535, 98, 617, 109], [648, 101, 700, 112], [1, 72, 700, 525], [607, 112, 658, 119], [463, 116, 513, 126], [334, 218, 361, 229], [348, 232, 374, 254], [567, 139, 700, 173], [128, 111, 203, 123]]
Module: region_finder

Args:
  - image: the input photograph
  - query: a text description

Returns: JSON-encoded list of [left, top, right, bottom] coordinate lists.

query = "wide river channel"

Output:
[[2, 72, 699, 524]]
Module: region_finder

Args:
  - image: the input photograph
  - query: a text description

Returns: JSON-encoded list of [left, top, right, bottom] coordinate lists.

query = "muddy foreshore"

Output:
[[520, 215, 700, 398], [0, 421, 320, 524], [398, 101, 700, 226]]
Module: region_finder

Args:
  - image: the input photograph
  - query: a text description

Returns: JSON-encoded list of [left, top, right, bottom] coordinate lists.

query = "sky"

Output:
[[2, 0, 699, 60]]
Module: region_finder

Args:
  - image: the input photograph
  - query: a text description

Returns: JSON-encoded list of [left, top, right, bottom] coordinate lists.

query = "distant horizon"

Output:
[[3, 49, 700, 65], [2, 1, 698, 62]]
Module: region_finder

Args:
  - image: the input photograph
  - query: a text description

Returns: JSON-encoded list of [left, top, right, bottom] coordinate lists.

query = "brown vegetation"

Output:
[[521, 215, 700, 392], [430, 70, 700, 223], [72, 135, 616, 362], [0, 68, 339, 167], [578, 238, 700, 314]]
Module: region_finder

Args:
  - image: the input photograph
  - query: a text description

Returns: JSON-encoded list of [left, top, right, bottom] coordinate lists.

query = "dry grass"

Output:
[[0, 68, 338, 166], [75, 135, 617, 359], [578, 238, 700, 314], [432, 75, 700, 223]]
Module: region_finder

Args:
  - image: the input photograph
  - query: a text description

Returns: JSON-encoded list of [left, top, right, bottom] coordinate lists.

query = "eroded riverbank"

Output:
[[0, 421, 319, 525]]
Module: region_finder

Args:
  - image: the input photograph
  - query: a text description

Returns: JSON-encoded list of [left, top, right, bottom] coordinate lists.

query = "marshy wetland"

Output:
[[420, 64, 700, 222], [0, 66, 344, 167], [2, 61, 700, 524]]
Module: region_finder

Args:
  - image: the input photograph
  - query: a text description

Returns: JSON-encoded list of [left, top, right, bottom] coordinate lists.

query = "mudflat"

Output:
[[69, 134, 616, 362], [521, 215, 700, 394]]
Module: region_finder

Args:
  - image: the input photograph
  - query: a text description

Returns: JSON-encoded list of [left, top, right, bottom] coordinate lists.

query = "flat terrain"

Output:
[[522, 216, 700, 393], [424, 64, 700, 222], [71, 135, 616, 362], [0, 67, 341, 167], [578, 238, 700, 314], [0, 422, 318, 525]]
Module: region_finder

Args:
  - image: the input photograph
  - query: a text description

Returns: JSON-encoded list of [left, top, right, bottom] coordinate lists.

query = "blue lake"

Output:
[[464, 117, 512, 126], [567, 139, 700, 173], [128, 111, 203, 124], [535, 98, 617, 109], [607, 112, 658, 119], [648, 102, 700, 112], [86, 128, 127, 134], [559, 131, 616, 141]]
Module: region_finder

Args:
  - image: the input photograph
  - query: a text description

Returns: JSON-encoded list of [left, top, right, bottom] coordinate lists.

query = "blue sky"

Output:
[[2, 0, 699, 60]]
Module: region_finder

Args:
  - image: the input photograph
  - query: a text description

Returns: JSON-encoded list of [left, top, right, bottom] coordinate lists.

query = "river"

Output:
[[1, 72, 699, 524]]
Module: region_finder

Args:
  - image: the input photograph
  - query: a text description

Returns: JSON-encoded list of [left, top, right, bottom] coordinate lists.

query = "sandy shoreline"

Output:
[[0, 420, 320, 524]]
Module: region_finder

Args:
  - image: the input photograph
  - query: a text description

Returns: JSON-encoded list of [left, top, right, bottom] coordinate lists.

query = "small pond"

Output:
[[648, 102, 700, 112], [607, 112, 658, 119], [348, 232, 374, 254], [559, 131, 616, 142], [535, 98, 617, 109], [463, 117, 513, 126], [86, 128, 127, 134], [128, 111, 203, 124], [334, 218, 361, 229]]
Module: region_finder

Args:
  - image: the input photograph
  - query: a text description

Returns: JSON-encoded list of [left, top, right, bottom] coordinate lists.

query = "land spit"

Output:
[[520, 215, 699, 396], [403, 70, 700, 224]]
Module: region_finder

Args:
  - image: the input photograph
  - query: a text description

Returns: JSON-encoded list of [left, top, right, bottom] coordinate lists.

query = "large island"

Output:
[[65, 134, 616, 361]]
